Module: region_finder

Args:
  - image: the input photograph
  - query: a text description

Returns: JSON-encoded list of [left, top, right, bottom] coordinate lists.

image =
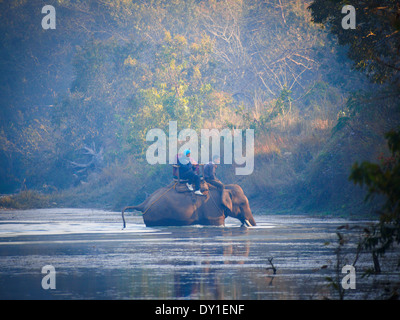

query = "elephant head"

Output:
[[221, 185, 256, 227]]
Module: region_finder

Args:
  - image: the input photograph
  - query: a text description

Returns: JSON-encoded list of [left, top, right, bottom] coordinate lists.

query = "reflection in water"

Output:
[[0, 209, 371, 299], [171, 227, 251, 299]]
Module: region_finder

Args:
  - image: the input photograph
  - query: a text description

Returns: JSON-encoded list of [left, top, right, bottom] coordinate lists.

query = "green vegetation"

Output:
[[0, 190, 51, 210], [350, 128, 400, 256], [309, 0, 400, 85], [0, 0, 399, 216]]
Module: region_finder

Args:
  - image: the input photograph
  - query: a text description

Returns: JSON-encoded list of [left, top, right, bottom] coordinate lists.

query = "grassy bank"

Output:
[[2, 88, 397, 219], [0, 190, 52, 210]]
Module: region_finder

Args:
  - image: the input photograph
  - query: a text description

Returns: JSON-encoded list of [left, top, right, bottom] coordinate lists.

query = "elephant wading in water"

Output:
[[122, 181, 256, 228]]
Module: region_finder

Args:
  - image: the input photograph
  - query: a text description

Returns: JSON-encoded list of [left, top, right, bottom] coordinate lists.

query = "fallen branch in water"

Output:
[[266, 257, 277, 274]]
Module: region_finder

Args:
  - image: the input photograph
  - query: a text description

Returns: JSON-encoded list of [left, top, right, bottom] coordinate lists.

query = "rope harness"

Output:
[[208, 186, 226, 217]]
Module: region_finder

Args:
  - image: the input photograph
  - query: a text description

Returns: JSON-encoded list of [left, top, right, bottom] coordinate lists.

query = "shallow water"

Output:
[[0, 208, 384, 299]]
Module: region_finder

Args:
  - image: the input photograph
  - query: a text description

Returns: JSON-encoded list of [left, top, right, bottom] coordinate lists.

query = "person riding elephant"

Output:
[[178, 149, 204, 196], [204, 155, 224, 198]]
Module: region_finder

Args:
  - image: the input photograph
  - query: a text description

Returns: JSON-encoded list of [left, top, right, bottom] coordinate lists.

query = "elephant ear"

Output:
[[222, 189, 233, 212]]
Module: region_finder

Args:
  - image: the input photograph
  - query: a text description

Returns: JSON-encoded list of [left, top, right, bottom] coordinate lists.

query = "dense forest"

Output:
[[0, 0, 399, 217]]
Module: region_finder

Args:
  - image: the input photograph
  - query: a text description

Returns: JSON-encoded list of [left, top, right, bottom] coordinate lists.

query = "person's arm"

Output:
[[204, 163, 211, 179], [211, 164, 217, 179]]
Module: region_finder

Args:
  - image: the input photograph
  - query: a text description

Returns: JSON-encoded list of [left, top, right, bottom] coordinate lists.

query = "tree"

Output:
[[309, 0, 400, 85], [122, 31, 220, 155], [199, 0, 324, 100], [350, 128, 400, 264]]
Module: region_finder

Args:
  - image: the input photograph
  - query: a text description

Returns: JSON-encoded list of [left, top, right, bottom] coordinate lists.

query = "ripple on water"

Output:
[[0, 209, 384, 299]]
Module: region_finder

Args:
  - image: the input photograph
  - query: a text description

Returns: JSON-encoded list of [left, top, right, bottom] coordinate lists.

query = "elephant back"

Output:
[[173, 179, 209, 194]]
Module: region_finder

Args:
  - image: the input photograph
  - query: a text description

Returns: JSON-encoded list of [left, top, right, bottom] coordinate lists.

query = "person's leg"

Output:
[[193, 174, 201, 191], [185, 171, 199, 190], [186, 171, 203, 195], [180, 171, 193, 191], [186, 182, 194, 191], [209, 179, 224, 190], [207, 179, 224, 200]]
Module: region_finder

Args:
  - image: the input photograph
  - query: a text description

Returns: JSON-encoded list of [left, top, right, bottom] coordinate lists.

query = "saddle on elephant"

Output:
[[172, 162, 220, 196], [174, 178, 209, 194], [172, 150, 206, 196], [172, 151, 207, 194]]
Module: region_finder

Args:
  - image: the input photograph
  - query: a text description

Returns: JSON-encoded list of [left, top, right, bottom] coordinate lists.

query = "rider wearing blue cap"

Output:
[[178, 149, 204, 195]]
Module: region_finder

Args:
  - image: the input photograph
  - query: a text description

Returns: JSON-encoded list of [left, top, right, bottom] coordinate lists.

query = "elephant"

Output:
[[122, 180, 256, 228]]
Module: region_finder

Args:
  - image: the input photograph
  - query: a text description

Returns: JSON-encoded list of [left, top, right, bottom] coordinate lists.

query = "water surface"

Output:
[[0, 208, 378, 299]]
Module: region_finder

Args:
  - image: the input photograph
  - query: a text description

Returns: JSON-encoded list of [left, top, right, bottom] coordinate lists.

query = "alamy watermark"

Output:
[[342, 5, 356, 30], [341, 265, 356, 290], [41, 265, 56, 290], [145, 121, 254, 175], [41, 5, 56, 30], [40, 4, 356, 32]]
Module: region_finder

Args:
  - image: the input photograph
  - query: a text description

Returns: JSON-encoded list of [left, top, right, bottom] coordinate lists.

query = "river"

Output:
[[0, 208, 392, 300]]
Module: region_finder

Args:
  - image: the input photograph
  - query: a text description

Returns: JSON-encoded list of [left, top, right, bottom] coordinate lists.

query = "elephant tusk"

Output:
[[242, 219, 252, 227]]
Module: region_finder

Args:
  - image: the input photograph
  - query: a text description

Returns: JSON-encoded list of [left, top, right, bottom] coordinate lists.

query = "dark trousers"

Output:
[[205, 178, 224, 192], [182, 170, 200, 191]]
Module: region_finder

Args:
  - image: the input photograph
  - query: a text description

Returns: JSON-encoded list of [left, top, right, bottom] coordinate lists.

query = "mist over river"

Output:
[[0, 208, 392, 300]]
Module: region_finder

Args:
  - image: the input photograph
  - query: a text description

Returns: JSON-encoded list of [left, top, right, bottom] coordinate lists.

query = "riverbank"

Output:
[[0, 187, 379, 221]]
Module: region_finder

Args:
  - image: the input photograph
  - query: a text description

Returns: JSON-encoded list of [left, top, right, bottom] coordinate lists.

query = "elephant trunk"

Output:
[[247, 214, 257, 227], [241, 205, 256, 227]]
